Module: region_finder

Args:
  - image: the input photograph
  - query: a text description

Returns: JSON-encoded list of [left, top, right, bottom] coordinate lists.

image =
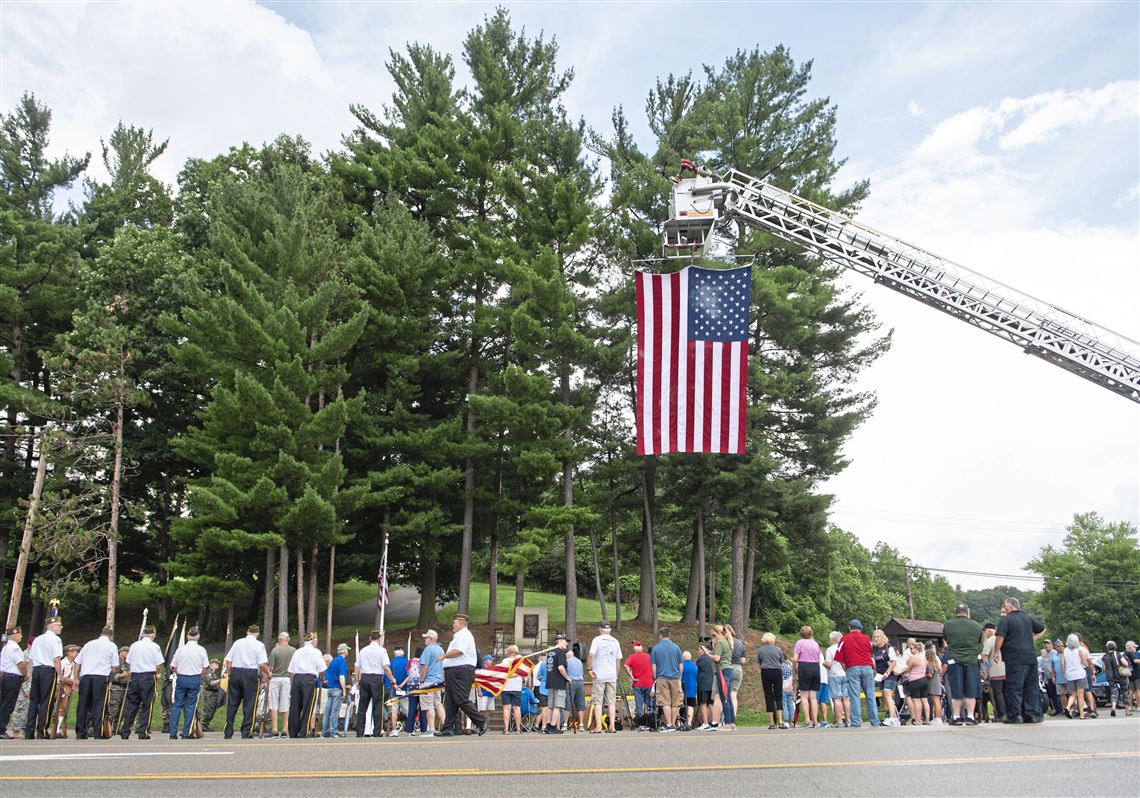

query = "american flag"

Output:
[[474, 656, 535, 697], [376, 564, 389, 609], [635, 265, 751, 455]]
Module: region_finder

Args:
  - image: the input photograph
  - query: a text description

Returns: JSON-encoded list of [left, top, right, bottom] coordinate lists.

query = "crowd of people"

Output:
[[2, 597, 1137, 741]]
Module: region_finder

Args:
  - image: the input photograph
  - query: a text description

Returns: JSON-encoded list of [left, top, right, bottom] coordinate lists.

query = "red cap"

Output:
[[632, 640, 643, 647]]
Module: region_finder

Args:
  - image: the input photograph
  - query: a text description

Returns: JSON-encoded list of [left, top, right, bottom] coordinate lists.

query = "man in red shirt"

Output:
[[834, 619, 881, 728], [624, 642, 655, 724]]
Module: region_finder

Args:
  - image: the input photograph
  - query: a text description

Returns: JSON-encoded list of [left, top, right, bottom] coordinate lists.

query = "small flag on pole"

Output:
[[377, 563, 389, 609]]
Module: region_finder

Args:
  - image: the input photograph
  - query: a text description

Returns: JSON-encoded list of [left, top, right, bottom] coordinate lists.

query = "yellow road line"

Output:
[[0, 750, 1136, 780]]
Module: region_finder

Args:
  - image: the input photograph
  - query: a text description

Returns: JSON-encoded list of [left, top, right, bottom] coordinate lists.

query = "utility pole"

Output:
[[905, 566, 915, 620]]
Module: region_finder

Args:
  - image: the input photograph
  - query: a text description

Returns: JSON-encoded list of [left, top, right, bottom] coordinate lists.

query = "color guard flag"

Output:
[[377, 564, 389, 609], [473, 656, 535, 697], [635, 265, 751, 455]]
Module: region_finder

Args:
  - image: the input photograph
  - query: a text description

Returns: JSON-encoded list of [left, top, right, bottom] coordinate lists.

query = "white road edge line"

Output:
[[0, 751, 235, 762]]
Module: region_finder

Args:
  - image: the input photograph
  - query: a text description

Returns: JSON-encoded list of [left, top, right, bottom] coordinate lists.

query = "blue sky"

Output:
[[3, 1, 1138, 591]]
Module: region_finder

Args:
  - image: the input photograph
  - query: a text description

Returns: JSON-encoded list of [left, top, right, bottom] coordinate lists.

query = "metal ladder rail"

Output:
[[717, 174, 1140, 401]]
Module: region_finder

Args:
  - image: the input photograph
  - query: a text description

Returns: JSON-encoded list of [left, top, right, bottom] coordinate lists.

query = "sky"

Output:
[[3, 1, 1138, 594]]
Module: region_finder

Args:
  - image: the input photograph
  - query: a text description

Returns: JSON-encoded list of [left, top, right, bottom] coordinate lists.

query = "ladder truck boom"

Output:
[[665, 161, 1140, 403]]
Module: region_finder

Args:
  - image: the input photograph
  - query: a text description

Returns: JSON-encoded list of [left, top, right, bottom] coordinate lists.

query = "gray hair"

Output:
[[1066, 634, 1080, 649], [830, 631, 843, 643], [1005, 596, 1021, 610]]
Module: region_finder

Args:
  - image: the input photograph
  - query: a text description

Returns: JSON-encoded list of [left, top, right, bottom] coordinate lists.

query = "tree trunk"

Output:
[[683, 515, 701, 622], [708, 563, 716, 625], [697, 508, 706, 639], [514, 569, 525, 609], [306, 544, 318, 634], [325, 545, 335, 647], [224, 603, 234, 654], [105, 373, 125, 627], [263, 546, 276, 641], [588, 522, 607, 623], [487, 527, 498, 626], [295, 547, 305, 638], [612, 514, 622, 632], [744, 521, 758, 620], [560, 372, 577, 643], [636, 457, 657, 623], [278, 544, 289, 634], [5, 431, 47, 629], [416, 558, 438, 628], [459, 304, 481, 617], [730, 523, 745, 633]]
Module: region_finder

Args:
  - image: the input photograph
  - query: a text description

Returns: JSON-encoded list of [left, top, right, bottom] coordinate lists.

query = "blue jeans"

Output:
[[633, 686, 654, 718], [322, 687, 342, 736], [170, 676, 201, 738], [845, 665, 880, 726], [782, 691, 795, 721], [716, 669, 736, 725]]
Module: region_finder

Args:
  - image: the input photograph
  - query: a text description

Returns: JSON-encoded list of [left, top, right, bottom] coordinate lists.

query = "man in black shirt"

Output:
[[544, 636, 570, 734], [995, 596, 1046, 724]]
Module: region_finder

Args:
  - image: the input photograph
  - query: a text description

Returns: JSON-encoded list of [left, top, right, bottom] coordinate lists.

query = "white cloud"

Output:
[[1116, 183, 1140, 209], [827, 81, 1140, 591], [998, 80, 1138, 150], [907, 100, 925, 117]]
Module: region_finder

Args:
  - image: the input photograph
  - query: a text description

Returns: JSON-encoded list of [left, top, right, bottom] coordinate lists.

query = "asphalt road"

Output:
[[333, 585, 426, 627], [2, 717, 1137, 795]]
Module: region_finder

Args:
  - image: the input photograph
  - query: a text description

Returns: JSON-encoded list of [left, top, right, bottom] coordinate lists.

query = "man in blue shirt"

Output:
[[321, 644, 347, 738], [681, 650, 699, 728], [650, 628, 683, 731], [417, 630, 445, 736], [387, 647, 409, 737], [566, 645, 587, 731]]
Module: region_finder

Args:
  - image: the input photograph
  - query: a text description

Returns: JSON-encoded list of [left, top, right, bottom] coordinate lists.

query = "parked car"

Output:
[[1088, 653, 1111, 707]]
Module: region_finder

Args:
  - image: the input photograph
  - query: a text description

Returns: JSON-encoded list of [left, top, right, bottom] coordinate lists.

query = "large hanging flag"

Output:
[[635, 265, 751, 455]]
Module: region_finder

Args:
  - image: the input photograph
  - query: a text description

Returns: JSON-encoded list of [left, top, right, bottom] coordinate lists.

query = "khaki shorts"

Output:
[[418, 688, 443, 710], [268, 676, 290, 712], [656, 678, 682, 709], [591, 680, 616, 706]]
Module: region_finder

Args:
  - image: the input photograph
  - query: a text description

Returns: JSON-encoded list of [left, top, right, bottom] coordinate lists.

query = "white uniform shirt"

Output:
[[1, 640, 25, 675], [357, 642, 390, 675], [126, 637, 165, 674], [225, 635, 269, 669], [442, 627, 477, 668], [588, 634, 622, 682], [76, 636, 118, 677], [287, 642, 325, 676], [170, 640, 210, 676], [28, 629, 63, 668]]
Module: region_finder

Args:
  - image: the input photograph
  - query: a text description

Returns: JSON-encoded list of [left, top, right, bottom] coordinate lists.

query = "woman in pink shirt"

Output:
[[792, 627, 822, 728], [904, 638, 930, 725]]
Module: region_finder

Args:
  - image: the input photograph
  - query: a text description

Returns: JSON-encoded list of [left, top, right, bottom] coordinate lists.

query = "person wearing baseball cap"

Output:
[[587, 621, 622, 733], [833, 619, 881, 728], [417, 630, 445, 736], [265, 631, 295, 738], [435, 613, 486, 736]]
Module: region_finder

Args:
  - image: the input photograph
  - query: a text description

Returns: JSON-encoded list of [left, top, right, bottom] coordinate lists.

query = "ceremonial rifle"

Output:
[[111, 607, 147, 736]]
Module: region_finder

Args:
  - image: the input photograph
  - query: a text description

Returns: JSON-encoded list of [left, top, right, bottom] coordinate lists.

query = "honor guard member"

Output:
[[286, 632, 324, 738], [354, 630, 398, 738], [438, 613, 487, 736], [223, 625, 269, 739], [0, 626, 26, 739], [25, 616, 63, 740], [119, 625, 164, 739], [73, 626, 118, 739], [168, 626, 209, 739]]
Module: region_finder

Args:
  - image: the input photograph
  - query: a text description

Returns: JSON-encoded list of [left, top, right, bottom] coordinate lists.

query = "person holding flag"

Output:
[[354, 630, 398, 738], [436, 613, 486, 737]]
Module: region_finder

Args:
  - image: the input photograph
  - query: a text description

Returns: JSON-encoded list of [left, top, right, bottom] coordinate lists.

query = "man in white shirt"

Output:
[[286, 631, 325, 738], [223, 624, 270, 739], [0, 625, 26, 739], [437, 613, 486, 737], [587, 620, 623, 734], [169, 626, 210, 740], [74, 626, 118, 739], [25, 616, 63, 740], [354, 629, 398, 738], [119, 624, 165, 739]]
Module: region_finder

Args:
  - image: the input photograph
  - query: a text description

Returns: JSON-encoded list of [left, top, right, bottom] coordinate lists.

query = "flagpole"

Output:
[[378, 531, 390, 635]]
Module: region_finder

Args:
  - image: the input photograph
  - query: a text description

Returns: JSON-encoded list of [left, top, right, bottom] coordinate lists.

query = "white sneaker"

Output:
[[420, 731, 435, 738], [931, 719, 943, 726], [698, 723, 711, 730], [388, 730, 399, 737]]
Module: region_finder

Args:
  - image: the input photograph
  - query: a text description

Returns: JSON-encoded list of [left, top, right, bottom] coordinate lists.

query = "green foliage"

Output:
[[1027, 512, 1140, 646]]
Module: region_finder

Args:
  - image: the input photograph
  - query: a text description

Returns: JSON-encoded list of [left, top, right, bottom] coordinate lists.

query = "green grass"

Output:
[[435, 581, 635, 626]]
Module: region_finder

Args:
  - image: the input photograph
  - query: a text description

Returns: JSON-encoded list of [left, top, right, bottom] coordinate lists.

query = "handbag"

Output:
[[892, 655, 909, 676]]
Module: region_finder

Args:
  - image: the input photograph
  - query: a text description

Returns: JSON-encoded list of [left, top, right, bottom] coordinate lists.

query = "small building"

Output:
[[882, 617, 944, 649]]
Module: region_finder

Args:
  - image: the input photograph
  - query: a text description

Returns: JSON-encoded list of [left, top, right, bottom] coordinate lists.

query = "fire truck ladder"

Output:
[[670, 162, 1140, 403]]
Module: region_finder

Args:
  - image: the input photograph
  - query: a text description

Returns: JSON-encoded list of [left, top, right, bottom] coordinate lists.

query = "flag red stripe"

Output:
[[656, 274, 665, 456], [635, 274, 646, 456], [668, 271, 681, 451], [736, 343, 748, 453], [720, 342, 731, 453]]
